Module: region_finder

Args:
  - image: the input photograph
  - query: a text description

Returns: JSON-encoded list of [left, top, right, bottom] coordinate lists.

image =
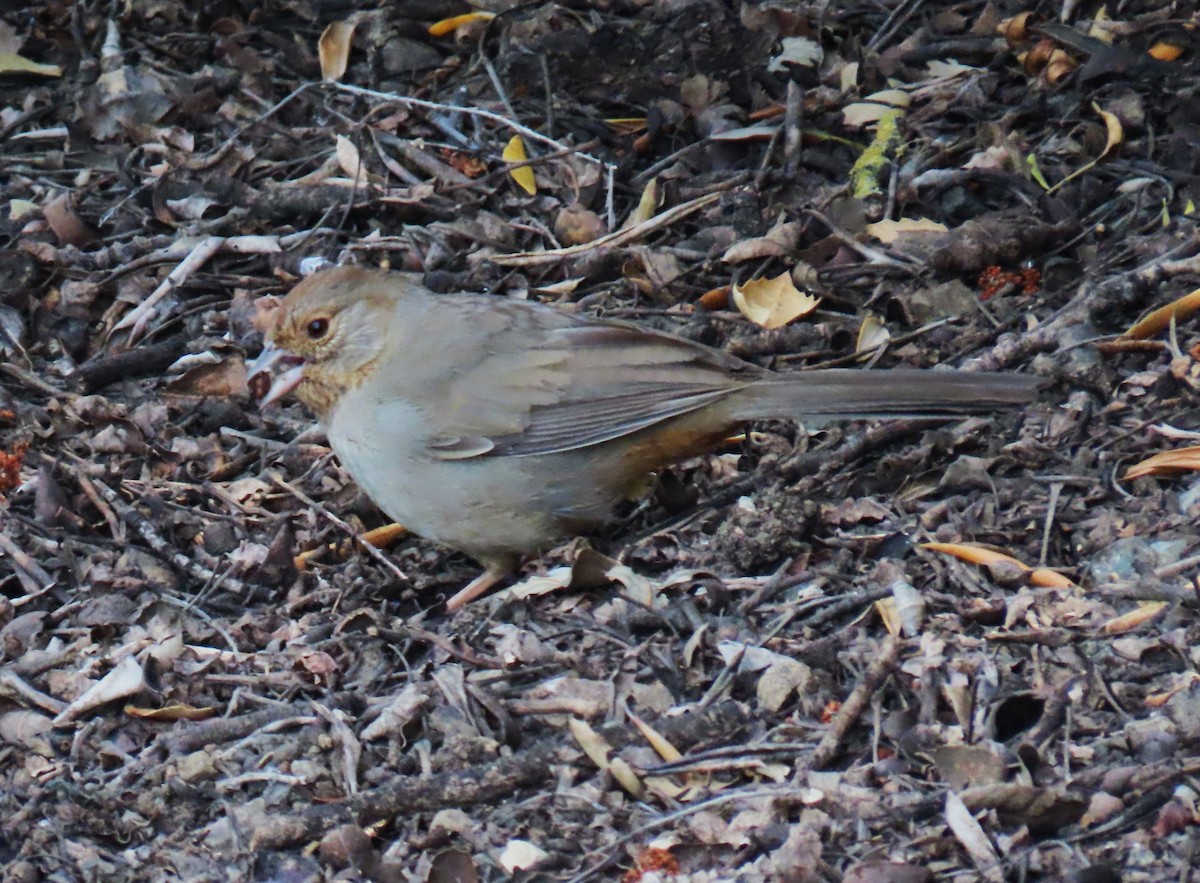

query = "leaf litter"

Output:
[[1, 1, 1199, 880]]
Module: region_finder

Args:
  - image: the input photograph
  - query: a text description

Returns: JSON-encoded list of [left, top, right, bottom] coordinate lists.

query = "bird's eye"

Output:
[[306, 317, 330, 339]]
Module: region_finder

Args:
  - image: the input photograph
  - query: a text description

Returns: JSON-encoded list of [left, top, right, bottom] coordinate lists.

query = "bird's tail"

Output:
[[728, 368, 1039, 422]]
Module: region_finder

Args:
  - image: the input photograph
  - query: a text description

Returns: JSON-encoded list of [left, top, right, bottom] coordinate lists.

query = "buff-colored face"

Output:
[[248, 267, 393, 418]]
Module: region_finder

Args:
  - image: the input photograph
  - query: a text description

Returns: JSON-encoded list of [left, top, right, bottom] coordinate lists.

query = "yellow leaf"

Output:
[[1149, 41, 1184, 62], [627, 711, 682, 762], [1120, 287, 1200, 341], [855, 314, 890, 356], [1092, 102, 1124, 160], [731, 272, 819, 330], [875, 598, 902, 637], [622, 179, 658, 228], [605, 117, 647, 136], [0, 51, 61, 77], [318, 20, 356, 82], [503, 135, 537, 195], [568, 718, 642, 798], [428, 11, 495, 37], [1025, 153, 1050, 190]]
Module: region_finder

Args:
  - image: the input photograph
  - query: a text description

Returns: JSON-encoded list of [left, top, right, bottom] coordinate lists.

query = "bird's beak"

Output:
[[247, 342, 306, 406]]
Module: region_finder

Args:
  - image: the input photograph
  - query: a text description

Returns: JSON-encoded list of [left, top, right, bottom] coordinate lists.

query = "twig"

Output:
[[0, 529, 55, 596], [810, 633, 902, 770], [81, 472, 245, 595], [113, 234, 282, 342], [331, 82, 612, 174], [484, 191, 721, 267]]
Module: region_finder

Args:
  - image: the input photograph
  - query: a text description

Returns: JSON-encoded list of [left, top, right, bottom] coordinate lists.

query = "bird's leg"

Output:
[[293, 522, 408, 570], [444, 561, 514, 611]]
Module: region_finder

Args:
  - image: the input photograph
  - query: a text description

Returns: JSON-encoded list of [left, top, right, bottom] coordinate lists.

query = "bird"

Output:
[[248, 265, 1037, 610]]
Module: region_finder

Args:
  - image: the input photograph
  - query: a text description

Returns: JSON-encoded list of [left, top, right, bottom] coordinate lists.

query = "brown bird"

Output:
[[249, 265, 1036, 609]]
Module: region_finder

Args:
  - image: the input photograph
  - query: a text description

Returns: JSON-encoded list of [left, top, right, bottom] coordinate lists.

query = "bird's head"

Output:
[[248, 266, 395, 419]]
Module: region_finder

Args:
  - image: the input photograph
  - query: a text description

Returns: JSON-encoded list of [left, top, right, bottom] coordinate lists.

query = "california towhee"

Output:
[[249, 266, 1036, 608]]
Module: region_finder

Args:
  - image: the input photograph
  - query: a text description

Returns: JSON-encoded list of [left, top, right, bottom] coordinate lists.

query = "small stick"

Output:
[[810, 634, 902, 770]]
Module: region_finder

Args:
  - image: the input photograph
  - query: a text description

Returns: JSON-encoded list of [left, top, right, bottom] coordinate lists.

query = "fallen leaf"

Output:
[[921, 542, 1076, 588], [497, 839, 547, 874], [335, 134, 364, 179], [428, 12, 496, 38], [1093, 102, 1124, 161], [944, 792, 1003, 882], [318, 20, 356, 82], [731, 272, 819, 329], [1102, 602, 1168, 634], [125, 703, 217, 722], [569, 718, 643, 798], [1122, 445, 1200, 480], [1148, 41, 1184, 62], [768, 36, 823, 71], [502, 135, 536, 195], [842, 89, 910, 128], [1121, 288, 1200, 340], [864, 217, 948, 244], [0, 51, 61, 77], [721, 220, 802, 262], [856, 314, 890, 357], [54, 656, 146, 726], [623, 178, 659, 228]]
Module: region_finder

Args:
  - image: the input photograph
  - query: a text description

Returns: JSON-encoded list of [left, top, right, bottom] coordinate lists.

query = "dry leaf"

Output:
[[731, 272, 819, 329], [569, 718, 643, 798], [921, 542, 1076, 588], [864, 217, 949, 244], [1121, 288, 1200, 340], [1122, 445, 1200, 480], [125, 703, 217, 722], [502, 135, 536, 195], [318, 20, 356, 82], [842, 89, 910, 128], [856, 314, 890, 357], [427, 12, 496, 38], [335, 134, 364, 179], [1149, 42, 1184, 62], [0, 51, 61, 77], [875, 598, 903, 637], [497, 839, 547, 873], [944, 792, 1003, 882], [605, 117, 647, 135], [54, 656, 146, 726], [767, 36, 823, 71], [709, 124, 780, 142], [1093, 102, 1124, 161], [721, 221, 802, 262], [623, 179, 659, 228], [627, 711, 683, 762], [1102, 602, 1168, 634]]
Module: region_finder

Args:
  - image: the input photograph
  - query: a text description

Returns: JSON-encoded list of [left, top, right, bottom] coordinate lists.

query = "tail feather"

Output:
[[730, 368, 1038, 421]]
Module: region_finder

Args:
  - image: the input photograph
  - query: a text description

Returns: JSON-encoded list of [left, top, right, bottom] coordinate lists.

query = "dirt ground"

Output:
[[2, 1, 1200, 881]]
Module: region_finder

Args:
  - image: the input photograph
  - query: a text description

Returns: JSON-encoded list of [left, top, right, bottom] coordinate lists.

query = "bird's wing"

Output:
[[420, 304, 760, 458]]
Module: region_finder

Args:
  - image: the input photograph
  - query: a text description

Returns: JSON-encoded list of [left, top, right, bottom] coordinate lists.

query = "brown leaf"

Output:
[[318, 20, 356, 81]]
